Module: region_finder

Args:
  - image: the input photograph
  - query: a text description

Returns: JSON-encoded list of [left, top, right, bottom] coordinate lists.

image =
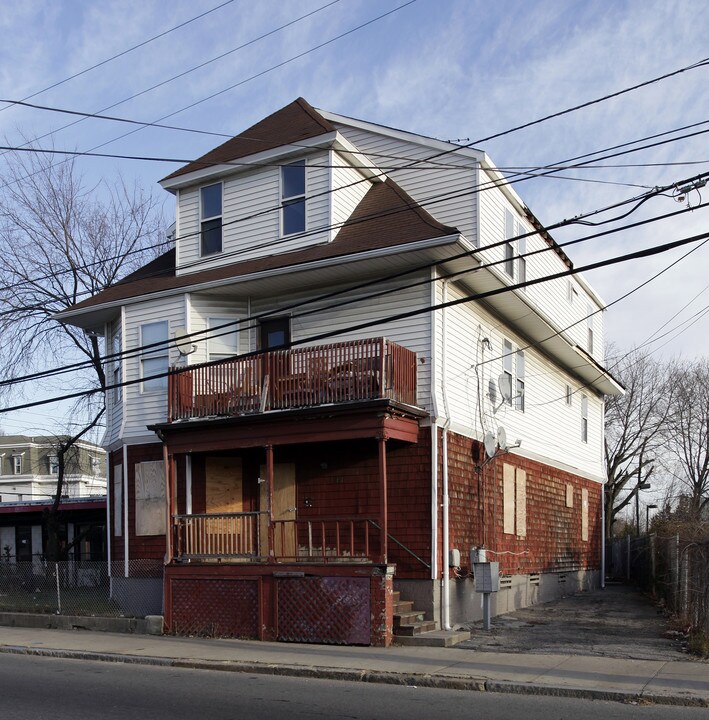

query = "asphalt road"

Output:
[[1, 654, 706, 720]]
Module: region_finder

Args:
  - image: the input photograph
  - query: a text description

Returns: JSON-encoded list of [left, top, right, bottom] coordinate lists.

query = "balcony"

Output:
[[168, 337, 418, 422]]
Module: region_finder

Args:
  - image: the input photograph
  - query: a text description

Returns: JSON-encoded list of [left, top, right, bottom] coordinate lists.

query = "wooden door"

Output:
[[259, 463, 296, 558]]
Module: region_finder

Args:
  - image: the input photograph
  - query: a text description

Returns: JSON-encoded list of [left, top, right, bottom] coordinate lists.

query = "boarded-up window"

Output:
[[135, 461, 166, 536], [113, 464, 123, 537], [566, 483, 573, 508], [503, 463, 527, 537], [206, 457, 243, 513], [515, 469, 527, 537], [503, 463, 515, 534], [581, 488, 589, 542]]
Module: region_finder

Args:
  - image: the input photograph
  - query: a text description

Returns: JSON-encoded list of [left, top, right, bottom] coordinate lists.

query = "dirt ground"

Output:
[[458, 582, 693, 661]]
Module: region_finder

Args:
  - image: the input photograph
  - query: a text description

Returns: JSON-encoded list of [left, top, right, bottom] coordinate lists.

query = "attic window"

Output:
[[200, 182, 222, 255], [281, 160, 306, 236], [12, 454, 22, 475], [49, 455, 59, 475]]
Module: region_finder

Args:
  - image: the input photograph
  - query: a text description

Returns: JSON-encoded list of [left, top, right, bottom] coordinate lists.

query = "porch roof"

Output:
[[149, 399, 425, 454]]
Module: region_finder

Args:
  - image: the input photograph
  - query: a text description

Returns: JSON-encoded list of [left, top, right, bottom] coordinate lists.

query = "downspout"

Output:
[[441, 279, 452, 631], [600, 399, 606, 590], [430, 274, 439, 584]]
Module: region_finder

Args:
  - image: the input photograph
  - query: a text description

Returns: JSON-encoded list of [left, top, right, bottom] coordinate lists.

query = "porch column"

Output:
[[164, 445, 176, 563], [378, 436, 388, 563], [266, 444, 275, 558]]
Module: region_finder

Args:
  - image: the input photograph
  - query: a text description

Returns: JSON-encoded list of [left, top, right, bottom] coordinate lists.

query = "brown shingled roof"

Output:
[[64, 178, 459, 314], [162, 98, 335, 182]]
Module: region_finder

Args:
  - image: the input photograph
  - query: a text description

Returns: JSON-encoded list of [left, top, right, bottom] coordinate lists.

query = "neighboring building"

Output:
[[58, 98, 623, 645], [0, 435, 106, 561]]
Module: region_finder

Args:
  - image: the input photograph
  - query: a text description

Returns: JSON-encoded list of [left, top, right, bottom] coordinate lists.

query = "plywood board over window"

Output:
[[206, 456, 243, 513], [503, 463, 515, 534], [581, 488, 589, 542], [515, 468, 527, 538], [135, 461, 166, 536], [566, 483, 573, 508]]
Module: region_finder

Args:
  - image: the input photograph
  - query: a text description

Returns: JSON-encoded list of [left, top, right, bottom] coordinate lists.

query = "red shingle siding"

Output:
[[446, 431, 602, 575]]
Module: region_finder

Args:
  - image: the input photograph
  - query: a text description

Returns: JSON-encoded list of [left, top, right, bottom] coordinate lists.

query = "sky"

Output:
[[0, 0, 707, 440]]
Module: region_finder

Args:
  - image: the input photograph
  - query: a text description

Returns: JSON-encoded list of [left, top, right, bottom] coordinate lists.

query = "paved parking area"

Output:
[[459, 582, 691, 661]]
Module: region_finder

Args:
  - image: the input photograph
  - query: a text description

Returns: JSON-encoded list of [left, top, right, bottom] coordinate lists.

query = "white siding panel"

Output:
[[107, 318, 123, 446], [330, 151, 371, 237], [189, 295, 250, 365], [122, 296, 186, 438], [330, 125, 477, 243]]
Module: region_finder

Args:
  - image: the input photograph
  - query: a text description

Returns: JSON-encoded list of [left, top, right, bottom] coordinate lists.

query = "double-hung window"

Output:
[[111, 331, 122, 404], [581, 394, 589, 443], [502, 339, 513, 405], [208, 317, 239, 362], [200, 183, 222, 255], [504, 210, 515, 277], [515, 350, 525, 412], [517, 235, 526, 288], [281, 160, 306, 235], [141, 321, 169, 392], [12, 455, 22, 474], [49, 455, 59, 475], [587, 305, 594, 355]]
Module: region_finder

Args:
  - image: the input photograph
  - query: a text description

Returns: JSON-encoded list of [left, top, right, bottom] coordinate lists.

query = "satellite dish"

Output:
[[174, 328, 197, 356], [498, 373, 512, 403], [497, 426, 508, 450], [483, 432, 497, 458]]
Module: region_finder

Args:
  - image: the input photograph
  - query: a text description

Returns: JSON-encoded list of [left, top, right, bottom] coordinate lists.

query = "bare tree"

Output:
[[0, 147, 164, 554], [663, 360, 709, 520], [604, 348, 674, 538]]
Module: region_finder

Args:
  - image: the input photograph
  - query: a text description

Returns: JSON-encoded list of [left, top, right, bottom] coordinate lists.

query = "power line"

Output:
[[3, 225, 708, 414], [0, 0, 237, 112]]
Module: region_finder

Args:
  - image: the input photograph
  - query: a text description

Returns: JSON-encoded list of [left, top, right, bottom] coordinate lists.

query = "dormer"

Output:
[[159, 98, 385, 277]]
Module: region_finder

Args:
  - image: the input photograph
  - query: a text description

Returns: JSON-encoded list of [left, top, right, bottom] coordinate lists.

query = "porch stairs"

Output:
[[392, 591, 470, 647]]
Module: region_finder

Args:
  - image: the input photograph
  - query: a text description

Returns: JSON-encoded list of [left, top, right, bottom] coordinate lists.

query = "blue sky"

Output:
[[0, 0, 707, 436]]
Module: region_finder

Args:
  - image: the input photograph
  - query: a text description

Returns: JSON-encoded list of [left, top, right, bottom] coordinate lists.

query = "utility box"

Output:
[[473, 562, 500, 593], [449, 548, 461, 567]]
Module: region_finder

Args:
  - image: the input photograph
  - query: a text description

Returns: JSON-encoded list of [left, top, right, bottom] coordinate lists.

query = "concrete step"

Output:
[[393, 610, 425, 626], [394, 629, 471, 647], [393, 620, 437, 636], [393, 600, 414, 615]]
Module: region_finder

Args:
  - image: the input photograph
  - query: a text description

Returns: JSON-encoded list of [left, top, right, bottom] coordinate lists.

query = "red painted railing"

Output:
[[168, 337, 418, 421]]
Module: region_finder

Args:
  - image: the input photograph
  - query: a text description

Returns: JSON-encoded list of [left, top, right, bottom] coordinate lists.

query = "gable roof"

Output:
[[61, 178, 459, 314], [162, 98, 336, 182]]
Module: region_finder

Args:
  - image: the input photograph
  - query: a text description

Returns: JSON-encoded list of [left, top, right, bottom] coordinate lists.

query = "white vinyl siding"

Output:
[[189, 296, 249, 365], [174, 151, 331, 276], [330, 151, 371, 239], [107, 318, 123, 446], [328, 124, 477, 244]]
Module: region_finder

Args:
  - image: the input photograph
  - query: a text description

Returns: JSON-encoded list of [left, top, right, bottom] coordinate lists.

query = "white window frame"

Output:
[[281, 160, 306, 236], [515, 349, 525, 412], [581, 394, 589, 443], [12, 455, 22, 475], [49, 455, 59, 476], [568, 280, 578, 304], [504, 209, 515, 278], [587, 305, 594, 355], [502, 339, 513, 405], [517, 230, 526, 289], [207, 316, 239, 363], [140, 321, 169, 392], [111, 331, 122, 405], [200, 182, 223, 256]]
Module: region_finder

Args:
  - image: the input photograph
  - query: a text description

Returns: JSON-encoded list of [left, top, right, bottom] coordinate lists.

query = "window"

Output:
[[15, 525, 32, 562], [111, 331, 122, 404], [200, 183, 222, 255], [502, 339, 513, 405], [515, 350, 525, 412], [281, 160, 306, 236], [49, 455, 59, 475], [504, 210, 515, 277], [565, 384, 573, 405], [517, 234, 526, 289], [503, 463, 527, 537], [12, 455, 22, 475], [208, 317, 239, 362], [581, 394, 588, 443], [587, 305, 594, 355], [259, 316, 291, 350], [141, 321, 169, 392], [567, 280, 578, 304]]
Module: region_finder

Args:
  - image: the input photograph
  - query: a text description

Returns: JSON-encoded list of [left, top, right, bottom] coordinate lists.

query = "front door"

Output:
[[259, 463, 296, 558]]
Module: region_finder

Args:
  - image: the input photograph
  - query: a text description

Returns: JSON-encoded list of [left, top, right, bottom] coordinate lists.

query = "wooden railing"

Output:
[[174, 512, 261, 559], [172, 513, 382, 563], [272, 517, 382, 563], [168, 337, 418, 421]]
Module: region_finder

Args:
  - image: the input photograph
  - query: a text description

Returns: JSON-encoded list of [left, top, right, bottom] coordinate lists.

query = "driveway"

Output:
[[458, 582, 691, 661]]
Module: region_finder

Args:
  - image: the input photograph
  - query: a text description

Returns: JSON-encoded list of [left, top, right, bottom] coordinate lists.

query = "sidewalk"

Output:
[[0, 624, 706, 707]]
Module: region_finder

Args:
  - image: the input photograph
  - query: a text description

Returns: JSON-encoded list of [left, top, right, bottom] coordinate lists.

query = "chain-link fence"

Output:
[[609, 535, 708, 639], [0, 557, 163, 617]]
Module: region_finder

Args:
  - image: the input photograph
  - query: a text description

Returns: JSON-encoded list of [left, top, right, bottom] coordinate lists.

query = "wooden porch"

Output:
[[167, 337, 418, 421]]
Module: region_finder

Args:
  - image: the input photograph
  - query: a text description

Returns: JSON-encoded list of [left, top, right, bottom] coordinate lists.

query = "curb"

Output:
[[0, 644, 706, 708]]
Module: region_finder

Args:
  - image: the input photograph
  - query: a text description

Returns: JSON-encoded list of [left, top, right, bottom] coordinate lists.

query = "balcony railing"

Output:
[[173, 513, 383, 563], [168, 337, 417, 422]]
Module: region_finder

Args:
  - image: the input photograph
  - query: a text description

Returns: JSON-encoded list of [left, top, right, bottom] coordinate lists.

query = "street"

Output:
[[1, 653, 705, 719]]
